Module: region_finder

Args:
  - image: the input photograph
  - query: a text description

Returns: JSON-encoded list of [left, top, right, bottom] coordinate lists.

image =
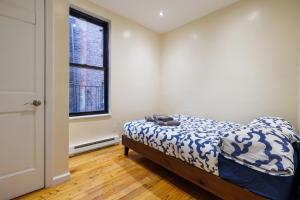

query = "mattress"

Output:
[[219, 144, 298, 200]]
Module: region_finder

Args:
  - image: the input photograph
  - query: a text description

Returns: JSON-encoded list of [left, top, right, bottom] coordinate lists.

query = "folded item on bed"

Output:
[[157, 120, 180, 126], [153, 114, 174, 122], [145, 115, 180, 126], [145, 116, 156, 122]]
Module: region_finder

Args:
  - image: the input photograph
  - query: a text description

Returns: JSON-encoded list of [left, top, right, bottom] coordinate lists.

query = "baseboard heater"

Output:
[[69, 136, 120, 155]]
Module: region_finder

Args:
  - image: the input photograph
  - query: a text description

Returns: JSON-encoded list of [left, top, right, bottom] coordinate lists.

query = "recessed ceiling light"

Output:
[[159, 11, 164, 17]]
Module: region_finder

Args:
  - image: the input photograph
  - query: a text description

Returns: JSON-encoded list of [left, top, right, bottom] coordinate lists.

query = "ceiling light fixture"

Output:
[[159, 11, 164, 17]]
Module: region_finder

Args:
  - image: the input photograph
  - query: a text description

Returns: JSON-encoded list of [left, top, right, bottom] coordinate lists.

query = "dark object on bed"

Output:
[[153, 114, 174, 122], [157, 120, 180, 126], [145, 115, 180, 126], [122, 135, 266, 200], [145, 116, 156, 122]]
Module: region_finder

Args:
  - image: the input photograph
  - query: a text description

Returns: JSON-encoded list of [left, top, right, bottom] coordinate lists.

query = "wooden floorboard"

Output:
[[18, 145, 220, 200]]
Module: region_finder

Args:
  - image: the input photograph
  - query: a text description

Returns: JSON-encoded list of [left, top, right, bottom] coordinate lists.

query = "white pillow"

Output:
[[249, 116, 300, 144]]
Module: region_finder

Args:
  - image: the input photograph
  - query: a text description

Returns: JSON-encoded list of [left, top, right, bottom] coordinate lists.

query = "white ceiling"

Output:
[[92, 0, 239, 33]]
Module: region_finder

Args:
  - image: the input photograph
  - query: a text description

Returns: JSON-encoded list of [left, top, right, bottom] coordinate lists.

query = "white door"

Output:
[[0, 0, 45, 199]]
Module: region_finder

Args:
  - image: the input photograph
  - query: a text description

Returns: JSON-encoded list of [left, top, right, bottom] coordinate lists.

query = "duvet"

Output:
[[123, 115, 299, 177]]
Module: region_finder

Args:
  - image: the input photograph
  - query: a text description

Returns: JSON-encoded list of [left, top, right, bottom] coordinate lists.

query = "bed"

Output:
[[122, 115, 300, 200]]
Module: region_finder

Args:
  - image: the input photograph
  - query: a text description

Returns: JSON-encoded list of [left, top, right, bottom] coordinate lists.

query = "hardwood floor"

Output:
[[18, 145, 220, 200]]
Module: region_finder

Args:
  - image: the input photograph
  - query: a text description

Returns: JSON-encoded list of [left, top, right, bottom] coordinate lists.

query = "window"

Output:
[[69, 8, 109, 117]]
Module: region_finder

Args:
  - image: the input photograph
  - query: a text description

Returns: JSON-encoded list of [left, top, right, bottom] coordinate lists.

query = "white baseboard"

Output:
[[52, 172, 71, 186]]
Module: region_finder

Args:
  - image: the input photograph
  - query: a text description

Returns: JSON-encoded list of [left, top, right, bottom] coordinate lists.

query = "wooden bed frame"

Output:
[[122, 135, 267, 200]]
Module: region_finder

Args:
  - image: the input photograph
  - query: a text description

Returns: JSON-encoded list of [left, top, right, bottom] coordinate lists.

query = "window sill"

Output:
[[69, 113, 111, 120]]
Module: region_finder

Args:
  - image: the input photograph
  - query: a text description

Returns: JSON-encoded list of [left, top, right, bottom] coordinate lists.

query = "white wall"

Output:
[[51, 0, 69, 180], [69, 0, 300, 148], [297, 1, 300, 129], [69, 0, 161, 146], [48, 0, 161, 185], [160, 0, 300, 126], [49, 0, 300, 184]]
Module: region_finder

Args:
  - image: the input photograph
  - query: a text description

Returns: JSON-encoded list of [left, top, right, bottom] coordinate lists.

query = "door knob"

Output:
[[32, 100, 42, 106], [24, 100, 42, 107]]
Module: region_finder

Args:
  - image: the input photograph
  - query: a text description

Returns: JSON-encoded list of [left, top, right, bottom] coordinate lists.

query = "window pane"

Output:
[[69, 15, 104, 67], [69, 66, 105, 113]]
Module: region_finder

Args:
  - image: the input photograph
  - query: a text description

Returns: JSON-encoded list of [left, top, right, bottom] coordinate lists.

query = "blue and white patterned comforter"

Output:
[[123, 115, 299, 177], [124, 115, 240, 175], [221, 117, 300, 176]]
